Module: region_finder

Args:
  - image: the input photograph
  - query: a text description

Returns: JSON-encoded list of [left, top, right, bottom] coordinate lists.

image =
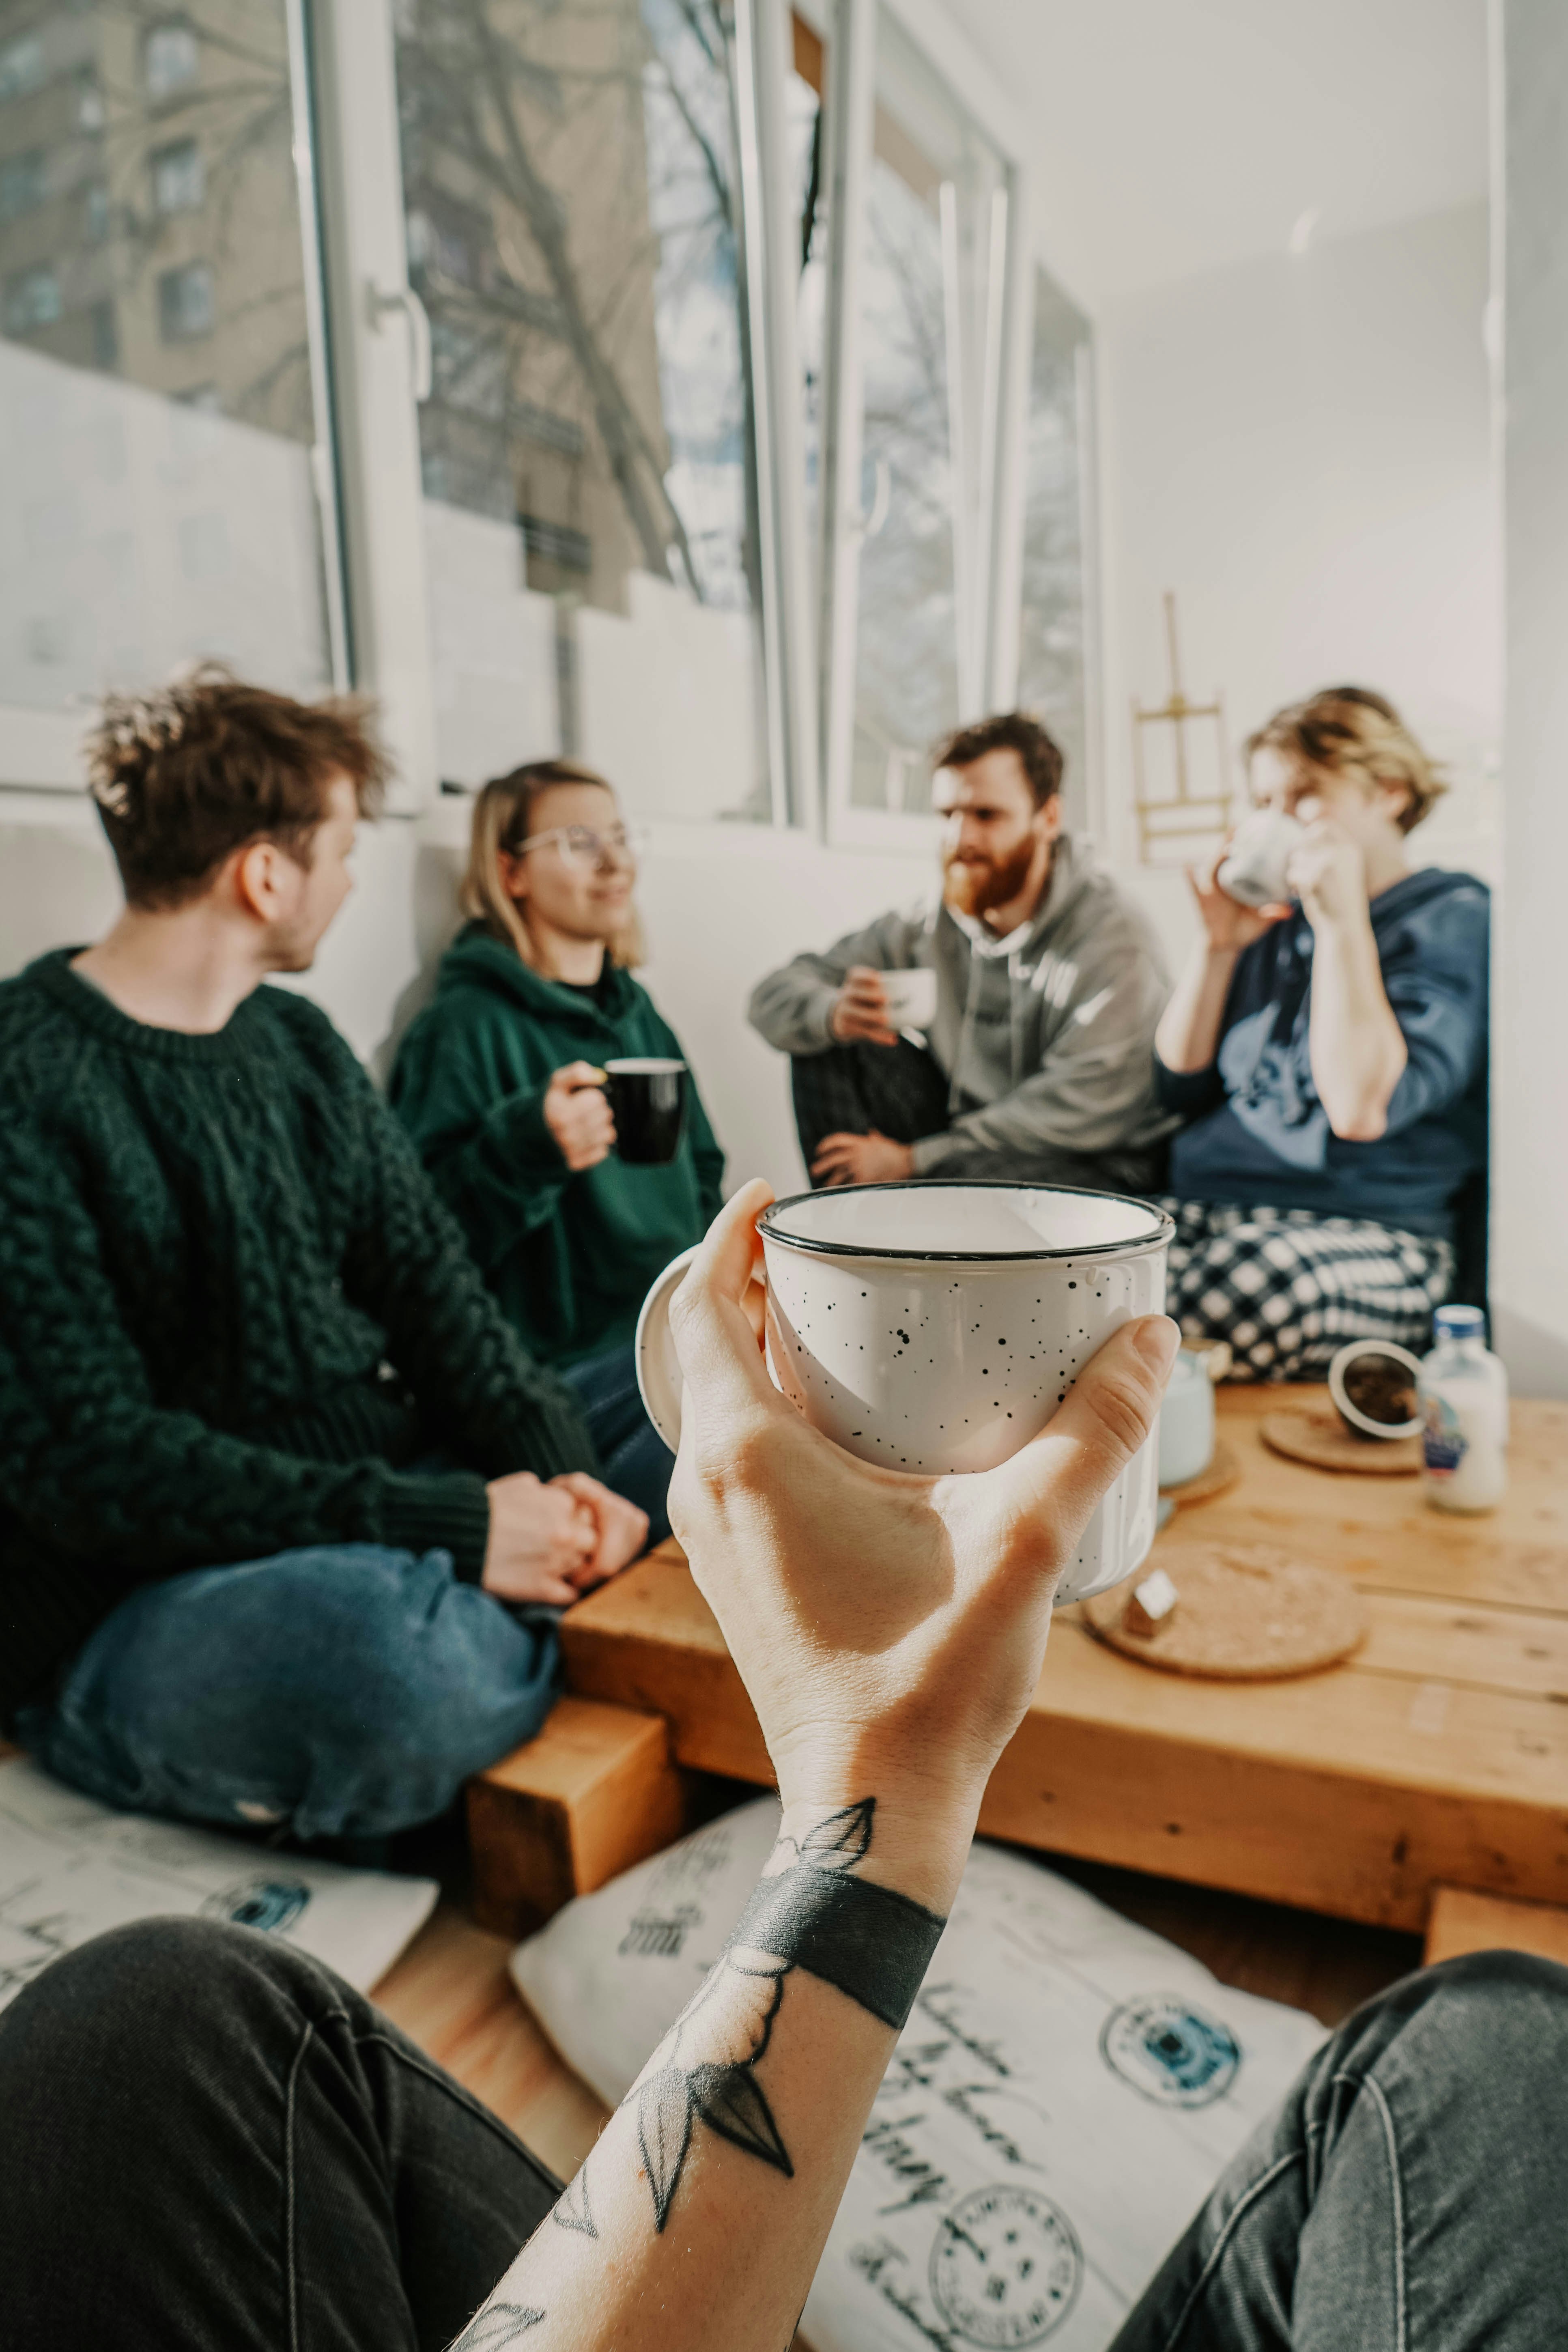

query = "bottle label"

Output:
[[1422, 1392, 1467, 1479]]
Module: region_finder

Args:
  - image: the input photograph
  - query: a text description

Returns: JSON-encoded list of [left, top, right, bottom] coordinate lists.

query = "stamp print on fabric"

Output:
[[1100, 1994, 1241, 2108], [928, 2183, 1083, 2346]]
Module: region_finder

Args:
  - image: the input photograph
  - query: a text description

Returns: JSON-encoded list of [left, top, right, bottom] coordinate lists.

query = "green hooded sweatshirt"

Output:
[[389, 922, 725, 1369]]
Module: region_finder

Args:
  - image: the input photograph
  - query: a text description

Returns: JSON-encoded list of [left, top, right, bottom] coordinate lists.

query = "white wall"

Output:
[[1096, 200, 1501, 880], [1496, 0, 1568, 1393]]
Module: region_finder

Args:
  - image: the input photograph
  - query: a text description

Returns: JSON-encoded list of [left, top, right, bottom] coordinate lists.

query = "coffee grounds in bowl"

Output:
[[1342, 1356, 1417, 1427]]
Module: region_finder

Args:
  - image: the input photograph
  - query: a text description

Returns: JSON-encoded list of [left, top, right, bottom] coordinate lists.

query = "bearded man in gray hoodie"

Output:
[[748, 712, 1175, 1193]]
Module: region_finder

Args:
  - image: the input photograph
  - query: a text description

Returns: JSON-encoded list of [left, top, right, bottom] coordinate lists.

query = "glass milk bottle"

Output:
[[1418, 1306, 1510, 1514]]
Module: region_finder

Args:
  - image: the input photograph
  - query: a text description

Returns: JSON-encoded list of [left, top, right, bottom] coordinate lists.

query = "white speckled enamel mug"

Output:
[[637, 1181, 1172, 1607]]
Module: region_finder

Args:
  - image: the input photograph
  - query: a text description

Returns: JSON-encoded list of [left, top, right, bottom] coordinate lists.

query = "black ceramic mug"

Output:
[[604, 1058, 688, 1165]]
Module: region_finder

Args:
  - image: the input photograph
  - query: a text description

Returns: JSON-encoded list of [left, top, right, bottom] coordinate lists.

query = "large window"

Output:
[[835, 6, 1011, 818], [0, 0, 1097, 831], [0, 0, 337, 753], [396, 0, 769, 820]]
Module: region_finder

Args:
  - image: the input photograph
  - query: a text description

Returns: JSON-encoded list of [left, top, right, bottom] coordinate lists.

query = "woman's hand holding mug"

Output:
[[1187, 841, 1290, 953], [667, 1181, 1179, 1891], [544, 1061, 615, 1171]]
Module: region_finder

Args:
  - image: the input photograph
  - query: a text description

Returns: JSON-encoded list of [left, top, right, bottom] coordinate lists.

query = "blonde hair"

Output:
[[1245, 686, 1445, 835], [461, 760, 645, 973]]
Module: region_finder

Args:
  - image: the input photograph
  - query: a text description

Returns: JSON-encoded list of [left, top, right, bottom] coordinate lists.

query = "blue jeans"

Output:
[[560, 1338, 673, 1548], [17, 1345, 670, 1841]]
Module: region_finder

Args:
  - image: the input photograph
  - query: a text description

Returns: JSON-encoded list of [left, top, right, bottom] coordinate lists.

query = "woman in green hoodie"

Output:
[[389, 760, 725, 1543]]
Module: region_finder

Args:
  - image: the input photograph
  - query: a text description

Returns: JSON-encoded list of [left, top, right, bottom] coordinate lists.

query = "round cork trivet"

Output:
[[1083, 1541, 1368, 1681], [1260, 1408, 1421, 1475], [1160, 1435, 1241, 1510]]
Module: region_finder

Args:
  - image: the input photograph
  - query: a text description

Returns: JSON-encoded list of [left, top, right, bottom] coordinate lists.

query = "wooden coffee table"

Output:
[[558, 1388, 1568, 1934]]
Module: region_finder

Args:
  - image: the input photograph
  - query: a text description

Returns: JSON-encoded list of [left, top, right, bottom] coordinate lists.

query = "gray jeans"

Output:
[[1110, 1950, 1568, 2349], [3, 1930, 1564, 2349]]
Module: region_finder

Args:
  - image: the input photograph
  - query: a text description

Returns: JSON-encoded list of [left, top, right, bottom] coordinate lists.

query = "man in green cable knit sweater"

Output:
[[0, 670, 651, 1841]]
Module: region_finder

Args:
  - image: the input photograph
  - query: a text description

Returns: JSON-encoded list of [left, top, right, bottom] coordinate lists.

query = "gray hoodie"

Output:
[[747, 833, 1175, 1180]]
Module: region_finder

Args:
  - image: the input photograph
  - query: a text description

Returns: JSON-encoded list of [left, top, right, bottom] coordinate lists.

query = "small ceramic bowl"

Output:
[[1327, 1339, 1424, 1440]]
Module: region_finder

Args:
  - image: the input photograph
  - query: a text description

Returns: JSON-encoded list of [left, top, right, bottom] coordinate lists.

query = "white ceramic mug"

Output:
[[636, 1182, 1172, 1607], [878, 968, 938, 1031], [1215, 809, 1304, 908]]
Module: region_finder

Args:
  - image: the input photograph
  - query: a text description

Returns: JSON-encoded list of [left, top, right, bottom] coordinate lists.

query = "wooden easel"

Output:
[[1131, 592, 1234, 864]]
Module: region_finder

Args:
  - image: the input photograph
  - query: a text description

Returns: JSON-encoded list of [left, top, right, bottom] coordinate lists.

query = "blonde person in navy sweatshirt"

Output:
[[1155, 687, 1489, 1380], [390, 762, 725, 1545]]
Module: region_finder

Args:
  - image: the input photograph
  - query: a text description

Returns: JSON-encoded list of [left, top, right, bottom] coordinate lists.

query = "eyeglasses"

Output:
[[508, 822, 648, 872]]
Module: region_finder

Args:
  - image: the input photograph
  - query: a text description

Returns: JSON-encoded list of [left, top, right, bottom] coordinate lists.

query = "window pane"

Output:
[[397, 0, 769, 822], [850, 7, 1003, 814], [1017, 268, 1092, 823], [788, 13, 826, 549], [0, 2, 334, 724]]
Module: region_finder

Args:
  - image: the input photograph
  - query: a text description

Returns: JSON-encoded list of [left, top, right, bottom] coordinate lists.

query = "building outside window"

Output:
[[0, 0, 1094, 831], [0, 0, 335, 740], [4, 263, 60, 332], [145, 21, 200, 101], [396, 0, 771, 820], [158, 258, 213, 339], [151, 137, 204, 214], [0, 31, 45, 102], [0, 151, 47, 222]]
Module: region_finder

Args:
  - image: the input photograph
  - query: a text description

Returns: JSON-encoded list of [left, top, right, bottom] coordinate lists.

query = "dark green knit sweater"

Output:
[[0, 950, 599, 1728]]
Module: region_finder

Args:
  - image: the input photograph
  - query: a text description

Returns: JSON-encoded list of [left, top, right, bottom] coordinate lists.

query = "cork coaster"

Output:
[[1083, 1541, 1368, 1681], [1260, 1408, 1421, 1475], [1160, 1436, 1241, 1510]]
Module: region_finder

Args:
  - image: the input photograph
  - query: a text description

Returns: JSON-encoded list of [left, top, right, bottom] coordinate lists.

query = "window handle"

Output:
[[367, 280, 432, 405]]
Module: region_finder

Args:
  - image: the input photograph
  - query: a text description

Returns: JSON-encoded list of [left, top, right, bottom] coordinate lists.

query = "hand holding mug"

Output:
[[544, 1061, 615, 1171], [667, 1180, 1179, 1833], [1286, 819, 1368, 931], [830, 966, 901, 1048], [1188, 843, 1289, 953]]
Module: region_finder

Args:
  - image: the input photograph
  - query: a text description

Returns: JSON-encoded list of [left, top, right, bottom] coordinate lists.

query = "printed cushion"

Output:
[[512, 1797, 1326, 2350]]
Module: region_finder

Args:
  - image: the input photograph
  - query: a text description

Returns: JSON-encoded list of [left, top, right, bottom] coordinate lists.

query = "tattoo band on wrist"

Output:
[[727, 1805, 948, 2031], [612, 1797, 949, 2236]]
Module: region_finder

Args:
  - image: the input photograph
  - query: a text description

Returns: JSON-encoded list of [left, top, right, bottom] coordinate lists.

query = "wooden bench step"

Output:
[[1424, 1885, 1568, 1970], [467, 1694, 688, 1941]]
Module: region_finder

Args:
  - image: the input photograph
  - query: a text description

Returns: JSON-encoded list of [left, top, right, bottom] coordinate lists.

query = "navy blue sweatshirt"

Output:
[[1157, 867, 1488, 1240]]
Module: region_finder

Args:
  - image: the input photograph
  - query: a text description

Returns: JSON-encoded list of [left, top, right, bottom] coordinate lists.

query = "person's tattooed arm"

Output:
[[441, 1181, 1172, 2352], [624, 1797, 944, 2233], [446, 1795, 957, 2352]]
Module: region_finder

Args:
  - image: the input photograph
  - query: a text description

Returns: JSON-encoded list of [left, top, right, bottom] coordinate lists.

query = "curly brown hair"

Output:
[[86, 665, 391, 907], [1245, 686, 1445, 835]]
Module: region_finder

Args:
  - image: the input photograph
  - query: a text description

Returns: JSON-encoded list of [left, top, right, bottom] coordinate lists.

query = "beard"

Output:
[[943, 837, 1039, 920]]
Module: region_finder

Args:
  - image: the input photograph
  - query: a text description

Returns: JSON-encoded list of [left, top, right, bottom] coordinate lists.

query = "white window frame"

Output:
[[811, 0, 1043, 852], [0, 0, 1096, 846]]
